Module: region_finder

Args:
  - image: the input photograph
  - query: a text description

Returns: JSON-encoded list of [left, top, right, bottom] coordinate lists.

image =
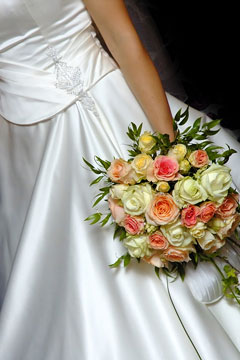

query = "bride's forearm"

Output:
[[83, 0, 175, 141], [114, 43, 175, 140]]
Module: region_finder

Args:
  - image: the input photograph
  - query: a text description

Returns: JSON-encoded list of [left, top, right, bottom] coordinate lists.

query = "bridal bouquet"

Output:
[[83, 108, 240, 304]]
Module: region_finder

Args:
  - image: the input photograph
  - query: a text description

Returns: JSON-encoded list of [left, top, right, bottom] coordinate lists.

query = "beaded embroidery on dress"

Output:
[[47, 46, 100, 118]]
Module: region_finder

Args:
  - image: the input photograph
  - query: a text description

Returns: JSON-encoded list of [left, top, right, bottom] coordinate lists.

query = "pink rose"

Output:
[[145, 193, 179, 225], [181, 205, 200, 228], [149, 231, 169, 250], [152, 156, 179, 181], [199, 201, 217, 223], [216, 193, 239, 219], [123, 215, 145, 235], [162, 246, 191, 263], [107, 158, 132, 184], [108, 196, 126, 225], [188, 150, 209, 168]]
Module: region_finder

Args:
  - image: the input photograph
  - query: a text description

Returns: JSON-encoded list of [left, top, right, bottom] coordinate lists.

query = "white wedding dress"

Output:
[[0, 1, 240, 359]]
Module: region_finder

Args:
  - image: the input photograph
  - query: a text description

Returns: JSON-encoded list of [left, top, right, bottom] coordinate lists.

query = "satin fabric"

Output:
[[0, 1, 240, 359]]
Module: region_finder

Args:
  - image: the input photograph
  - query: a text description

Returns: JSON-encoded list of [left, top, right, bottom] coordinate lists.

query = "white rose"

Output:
[[109, 184, 129, 199], [172, 176, 208, 208], [197, 163, 232, 204], [123, 234, 152, 258], [189, 222, 207, 239], [161, 219, 195, 248], [122, 183, 154, 215]]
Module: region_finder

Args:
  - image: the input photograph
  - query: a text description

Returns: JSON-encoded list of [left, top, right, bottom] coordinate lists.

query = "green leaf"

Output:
[[82, 157, 102, 174], [90, 175, 104, 186], [94, 156, 111, 170], [202, 119, 221, 129], [137, 123, 143, 137], [178, 106, 190, 125], [124, 253, 131, 267], [155, 266, 160, 279], [174, 108, 182, 122], [84, 212, 102, 224], [109, 257, 123, 268], [205, 128, 220, 136], [119, 229, 127, 241], [92, 192, 106, 207], [100, 213, 111, 227]]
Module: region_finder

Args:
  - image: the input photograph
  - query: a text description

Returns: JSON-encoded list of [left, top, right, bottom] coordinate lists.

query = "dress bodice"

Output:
[[0, 0, 118, 124]]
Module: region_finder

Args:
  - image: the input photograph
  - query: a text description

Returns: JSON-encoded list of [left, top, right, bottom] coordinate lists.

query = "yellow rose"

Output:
[[156, 181, 170, 193], [138, 131, 157, 153], [168, 144, 187, 161], [179, 159, 191, 174], [131, 154, 153, 178]]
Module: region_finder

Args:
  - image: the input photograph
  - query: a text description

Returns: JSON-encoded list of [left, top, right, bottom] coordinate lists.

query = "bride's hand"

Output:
[[83, 0, 175, 141]]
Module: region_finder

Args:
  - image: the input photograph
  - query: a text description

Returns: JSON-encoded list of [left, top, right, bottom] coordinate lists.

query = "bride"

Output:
[[0, 0, 239, 359]]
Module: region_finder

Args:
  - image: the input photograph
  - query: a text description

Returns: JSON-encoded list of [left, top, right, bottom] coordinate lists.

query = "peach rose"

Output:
[[123, 215, 145, 235], [217, 213, 240, 239], [143, 253, 167, 268], [148, 155, 179, 182], [188, 150, 209, 168], [107, 158, 132, 184], [162, 246, 191, 263], [181, 205, 200, 228], [199, 201, 217, 223], [145, 193, 180, 225], [149, 231, 169, 250], [108, 196, 126, 225], [216, 193, 239, 219]]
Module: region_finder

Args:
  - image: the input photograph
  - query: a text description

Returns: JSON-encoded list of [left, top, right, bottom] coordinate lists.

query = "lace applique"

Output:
[[47, 46, 99, 117]]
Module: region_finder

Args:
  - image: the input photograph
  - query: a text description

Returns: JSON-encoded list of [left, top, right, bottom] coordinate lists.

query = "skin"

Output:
[[83, 0, 175, 141]]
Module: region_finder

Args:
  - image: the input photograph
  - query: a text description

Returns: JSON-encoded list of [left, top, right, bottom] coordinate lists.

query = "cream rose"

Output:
[[161, 219, 195, 247], [121, 183, 153, 216], [109, 184, 129, 199], [131, 154, 153, 177], [205, 236, 226, 254], [217, 214, 240, 239], [123, 234, 152, 258], [138, 131, 157, 153], [168, 144, 187, 161], [197, 230, 217, 250], [189, 221, 207, 239], [197, 163, 232, 204], [172, 176, 207, 208], [207, 217, 225, 233]]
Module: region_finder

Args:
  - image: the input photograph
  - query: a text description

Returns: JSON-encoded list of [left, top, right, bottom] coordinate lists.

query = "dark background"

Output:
[[147, 4, 238, 131]]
